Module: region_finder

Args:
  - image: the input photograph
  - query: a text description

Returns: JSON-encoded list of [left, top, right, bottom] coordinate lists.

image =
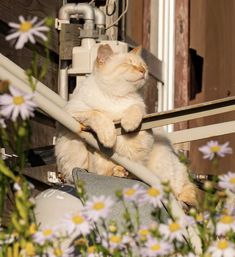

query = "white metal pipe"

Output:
[[58, 64, 69, 101], [0, 65, 201, 252], [0, 54, 66, 108], [59, 3, 95, 21], [94, 7, 106, 27]]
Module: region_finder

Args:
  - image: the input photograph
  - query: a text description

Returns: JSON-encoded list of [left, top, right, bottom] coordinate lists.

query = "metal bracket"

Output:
[[55, 18, 69, 30]]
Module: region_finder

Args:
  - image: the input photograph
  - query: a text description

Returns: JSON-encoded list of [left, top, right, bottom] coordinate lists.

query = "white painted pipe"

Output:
[[58, 63, 69, 100], [59, 3, 95, 21], [0, 66, 201, 253], [0, 54, 66, 108], [94, 7, 106, 27]]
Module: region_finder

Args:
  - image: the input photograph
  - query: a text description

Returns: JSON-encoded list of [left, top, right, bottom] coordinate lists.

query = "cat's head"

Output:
[[94, 44, 148, 96]]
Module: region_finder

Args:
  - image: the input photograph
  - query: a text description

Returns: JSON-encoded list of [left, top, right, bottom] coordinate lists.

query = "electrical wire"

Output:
[[106, 0, 116, 16], [105, 0, 129, 30], [89, 0, 96, 5]]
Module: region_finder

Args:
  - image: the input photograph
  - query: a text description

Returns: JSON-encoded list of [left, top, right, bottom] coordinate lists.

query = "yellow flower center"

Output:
[[29, 223, 36, 235], [229, 177, 235, 184], [88, 246, 96, 254], [43, 229, 52, 237], [54, 248, 63, 257], [13, 96, 25, 105], [110, 235, 122, 244], [151, 244, 161, 252], [138, 229, 150, 236], [210, 145, 221, 153], [196, 214, 204, 222], [125, 188, 136, 196], [25, 242, 35, 256], [72, 215, 84, 224], [147, 187, 160, 197], [169, 222, 181, 232], [93, 202, 105, 210], [20, 21, 32, 32], [220, 215, 234, 224], [217, 240, 229, 250]]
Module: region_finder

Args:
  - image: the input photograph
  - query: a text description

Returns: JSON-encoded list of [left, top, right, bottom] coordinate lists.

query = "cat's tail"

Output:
[[147, 132, 198, 207]]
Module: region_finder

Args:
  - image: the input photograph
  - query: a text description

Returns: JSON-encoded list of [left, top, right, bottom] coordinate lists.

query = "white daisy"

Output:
[[33, 227, 55, 245], [218, 171, 235, 192], [141, 184, 164, 208], [6, 16, 49, 49], [207, 239, 235, 257], [216, 214, 235, 235], [122, 184, 145, 204], [0, 86, 37, 121], [141, 237, 172, 257], [198, 141, 232, 160], [86, 246, 102, 257], [83, 195, 114, 222], [137, 226, 151, 241], [108, 234, 124, 250], [48, 246, 74, 257], [159, 219, 185, 242], [61, 211, 91, 236]]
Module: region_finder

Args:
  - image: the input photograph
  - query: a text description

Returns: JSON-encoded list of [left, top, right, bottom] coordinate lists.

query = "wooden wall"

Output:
[[0, 0, 63, 148], [189, 0, 235, 175], [126, 0, 158, 114]]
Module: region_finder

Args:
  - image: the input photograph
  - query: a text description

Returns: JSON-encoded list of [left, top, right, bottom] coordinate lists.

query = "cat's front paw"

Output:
[[96, 123, 117, 148], [121, 106, 143, 132]]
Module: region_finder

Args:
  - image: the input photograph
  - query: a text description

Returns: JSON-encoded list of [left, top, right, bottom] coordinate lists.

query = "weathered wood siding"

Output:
[[126, 0, 158, 113], [174, 0, 190, 131], [189, 0, 235, 174], [0, 0, 62, 147]]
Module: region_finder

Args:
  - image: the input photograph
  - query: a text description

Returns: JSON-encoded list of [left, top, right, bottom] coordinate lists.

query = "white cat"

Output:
[[55, 44, 197, 206]]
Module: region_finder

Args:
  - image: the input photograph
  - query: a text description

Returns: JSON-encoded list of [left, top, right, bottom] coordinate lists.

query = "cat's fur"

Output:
[[55, 44, 197, 206]]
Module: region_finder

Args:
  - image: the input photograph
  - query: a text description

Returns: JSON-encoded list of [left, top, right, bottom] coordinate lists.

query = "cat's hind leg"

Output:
[[55, 132, 89, 183], [88, 151, 128, 177]]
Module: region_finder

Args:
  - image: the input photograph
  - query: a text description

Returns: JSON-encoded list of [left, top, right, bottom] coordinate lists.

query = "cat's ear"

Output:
[[130, 45, 142, 55], [96, 44, 114, 65]]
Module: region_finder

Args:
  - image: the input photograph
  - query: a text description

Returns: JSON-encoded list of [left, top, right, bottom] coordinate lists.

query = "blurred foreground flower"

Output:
[[216, 214, 235, 235], [48, 245, 75, 257], [6, 16, 49, 49], [141, 184, 164, 208], [198, 141, 232, 160], [0, 86, 37, 121], [122, 184, 145, 204], [142, 237, 172, 257], [159, 219, 185, 242], [62, 212, 91, 235], [33, 227, 55, 245], [207, 239, 235, 257], [83, 195, 114, 222], [218, 171, 235, 192]]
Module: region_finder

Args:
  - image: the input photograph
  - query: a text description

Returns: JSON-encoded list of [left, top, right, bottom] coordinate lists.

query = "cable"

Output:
[[106, 0, 116, 16], [105, 0, 129, 30]]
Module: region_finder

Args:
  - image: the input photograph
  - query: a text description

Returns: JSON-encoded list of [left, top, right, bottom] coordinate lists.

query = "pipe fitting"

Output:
[[59, 3, 95, 21], [94, 7, 106, 28]]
